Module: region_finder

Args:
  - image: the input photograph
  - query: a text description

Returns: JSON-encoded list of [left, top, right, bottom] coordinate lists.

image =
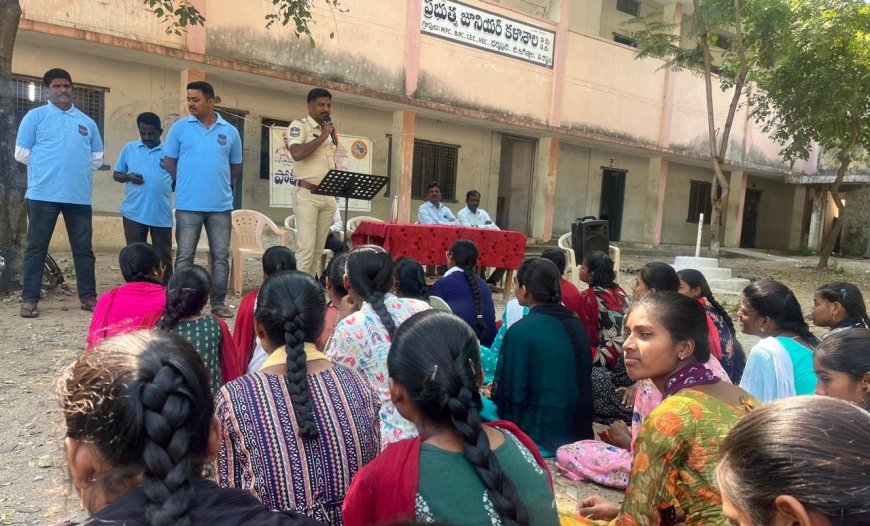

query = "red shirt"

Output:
[[561, 278, 583, 319]]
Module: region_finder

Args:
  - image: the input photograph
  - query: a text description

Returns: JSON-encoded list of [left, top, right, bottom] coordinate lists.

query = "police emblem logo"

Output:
[[351, 140, 368, 160], [217, 133, 227, 146], [289, 127, 302, 138], [78, 124, 89, 137]]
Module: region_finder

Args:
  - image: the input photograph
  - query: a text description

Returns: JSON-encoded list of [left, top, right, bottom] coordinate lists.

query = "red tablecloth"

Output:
[[351, 222, 527, 269]]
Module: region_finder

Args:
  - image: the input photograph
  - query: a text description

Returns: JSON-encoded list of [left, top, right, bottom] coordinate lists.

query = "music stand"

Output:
[[312, 169, 389, 241]]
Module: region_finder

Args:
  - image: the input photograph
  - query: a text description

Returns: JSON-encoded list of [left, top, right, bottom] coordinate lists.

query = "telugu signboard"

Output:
[[420, 0, 555, 68], [269, 126, 373, 212]]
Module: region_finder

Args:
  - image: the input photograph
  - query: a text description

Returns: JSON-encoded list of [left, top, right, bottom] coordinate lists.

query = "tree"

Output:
[[0, 0, 339, 292], [748, 0, 870, 269], [626, 0, 779, 256]]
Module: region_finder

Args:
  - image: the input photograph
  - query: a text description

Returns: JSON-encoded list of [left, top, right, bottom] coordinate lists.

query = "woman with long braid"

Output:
[[737, 279, 820, 402], [216, 271, 379, 524], [142, 265, 241, 391], [678, 268, 746, 383], [342, 310, 558, 526], [59, 330, 320, 526], [325, 246, 431, 448], [432, 239, 497, 346], [494, 258, 594, 457]]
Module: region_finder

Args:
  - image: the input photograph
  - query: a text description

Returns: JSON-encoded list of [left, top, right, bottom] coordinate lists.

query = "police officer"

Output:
[[287, 88, 338, 276]]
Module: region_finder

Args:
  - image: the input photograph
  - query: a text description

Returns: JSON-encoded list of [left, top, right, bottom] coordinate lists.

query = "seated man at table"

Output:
[[418, 181, 457, 225], [458, 189, 505, 285], [457, 189, 498, 230]]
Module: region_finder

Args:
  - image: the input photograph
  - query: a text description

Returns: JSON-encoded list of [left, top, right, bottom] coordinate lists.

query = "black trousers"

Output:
[[122, 217, 173, 284]]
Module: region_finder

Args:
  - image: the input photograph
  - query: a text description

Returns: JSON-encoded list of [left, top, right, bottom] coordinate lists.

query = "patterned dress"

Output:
[[216, 364, 380, 525], [171, 316, 223, 394], [561, 388, 759, 526], [325, 293, 431, 448]]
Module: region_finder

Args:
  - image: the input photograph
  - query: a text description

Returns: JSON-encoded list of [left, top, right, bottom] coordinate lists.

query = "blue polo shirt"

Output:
[[16, 101, 103, 205], [163, 114, 242, 212], [115, 140, 174, 227]]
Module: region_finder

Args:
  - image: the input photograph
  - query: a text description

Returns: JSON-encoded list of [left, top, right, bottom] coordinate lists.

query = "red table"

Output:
[[351, 222, 527, 299]]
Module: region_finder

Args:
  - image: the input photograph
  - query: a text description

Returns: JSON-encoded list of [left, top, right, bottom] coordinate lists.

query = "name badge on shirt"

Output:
[[78, 124, 89, 137], [217, 134, 227, 146]]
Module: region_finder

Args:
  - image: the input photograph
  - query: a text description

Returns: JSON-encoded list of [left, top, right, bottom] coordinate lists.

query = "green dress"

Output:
[[493, 308, 594, 455], [563, 388, 760, 526], [416, 429, 559, 525], [170, 316, 223, 394]]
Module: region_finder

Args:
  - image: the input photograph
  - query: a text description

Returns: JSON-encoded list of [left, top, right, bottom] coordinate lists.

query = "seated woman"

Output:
[[342, 310, 559, 526], [395, 256, 452, 313], [814, 327, 870, 410], [59, 331, 319, 526], [811, 281, 869, 337], [216, 271, 380, 524], [738, 279, 819, 402], [494, 257, 594, 456], [716, 396, 870, 526], [142, 265, 242, 391], [431, 239, 497, 347], [564, 292, 759, 525], [233, 246, 297, 373], [325, 246, 431, 448], [86, 242, 166, 348], [575, 250, 631, 424], [679, 268, 746, 383], [319, 252, 350, 349], [540, 248, 583, 319]]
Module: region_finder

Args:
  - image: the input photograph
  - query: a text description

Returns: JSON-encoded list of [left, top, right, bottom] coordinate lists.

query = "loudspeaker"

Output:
[[571, 216, 610, 263]]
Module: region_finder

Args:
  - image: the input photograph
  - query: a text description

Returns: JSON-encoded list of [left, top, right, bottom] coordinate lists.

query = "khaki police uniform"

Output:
[[287, 115, 338, 276]]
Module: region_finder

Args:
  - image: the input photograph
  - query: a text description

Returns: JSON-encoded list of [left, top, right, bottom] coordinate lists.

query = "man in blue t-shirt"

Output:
[[113, 112, 174, 283], [163, 81, 242, 318], [14, 68, 104, 318]]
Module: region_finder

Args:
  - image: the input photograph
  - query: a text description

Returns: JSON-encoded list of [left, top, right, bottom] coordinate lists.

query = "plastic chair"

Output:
[[230, 210, 289, 296], [557, 232, 621, 289], [346, 215, 384, 236], [283, 215, 337, 275]]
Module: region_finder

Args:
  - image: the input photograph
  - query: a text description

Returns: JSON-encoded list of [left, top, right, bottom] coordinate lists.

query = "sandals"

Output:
[[211, 305, 234, 319], [20, 302, 39, 319], [80, 298, 97, 312]]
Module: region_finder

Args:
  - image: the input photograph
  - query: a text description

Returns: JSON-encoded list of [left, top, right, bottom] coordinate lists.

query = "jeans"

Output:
[[122, 217, 173, 284], [174, 210, 231, 306], [22, 199, 96, 303]]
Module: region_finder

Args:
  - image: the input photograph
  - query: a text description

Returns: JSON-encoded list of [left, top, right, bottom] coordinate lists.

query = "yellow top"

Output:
[[260, 343, 332, 371]]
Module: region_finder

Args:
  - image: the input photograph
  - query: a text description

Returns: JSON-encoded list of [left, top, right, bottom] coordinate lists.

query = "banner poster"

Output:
[[269, 127, 373, 212]]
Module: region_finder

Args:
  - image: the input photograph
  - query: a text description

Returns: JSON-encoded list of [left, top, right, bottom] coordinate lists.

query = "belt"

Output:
[[294, 179, 319, 192]]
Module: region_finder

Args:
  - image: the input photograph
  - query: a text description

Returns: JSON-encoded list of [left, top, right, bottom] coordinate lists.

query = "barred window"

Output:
[[12, 75, 108, 136], [412, 139, 459, 201], [616, 0, 640, 16], [687, 179, 723, 224]]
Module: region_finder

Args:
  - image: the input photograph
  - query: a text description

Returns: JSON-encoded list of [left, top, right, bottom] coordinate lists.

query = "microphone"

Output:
[[324, 115, 338, 145]]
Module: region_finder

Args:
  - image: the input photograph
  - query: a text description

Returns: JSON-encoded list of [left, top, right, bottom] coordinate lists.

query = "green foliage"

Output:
[[142, 0, 343, 44], [749, 0, 870, 163]]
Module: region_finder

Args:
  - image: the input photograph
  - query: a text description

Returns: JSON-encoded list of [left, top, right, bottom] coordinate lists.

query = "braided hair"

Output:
[[255, 271, 326, 440], [742, 279, 820, 348], [815, 282, 870, 328], [388, 310, 531, 526], [678, 268, 745, 362], [59, 331, 213, 525], [394, 257, 430, 301], [157, 266, 210, 331], [119, 242, 162, 285], [261, 245, 297, 276], [346, 246, 398, 338], [517, 257, 562, 305], [450, 239, 488, 342]]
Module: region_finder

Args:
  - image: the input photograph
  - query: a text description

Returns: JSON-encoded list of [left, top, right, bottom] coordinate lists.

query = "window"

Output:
[[412, 139, 459, 201], [616, 0, 640, 16], [12, 74, 108, 136], [613, 33, 638, 47], [714, 34, 733, 51], [260, 118, 290, 180], [687, 179, 723, 224]]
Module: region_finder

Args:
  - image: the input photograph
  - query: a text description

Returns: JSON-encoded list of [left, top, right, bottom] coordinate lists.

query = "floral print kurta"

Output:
[[562, 388, 758, 526], [324, 293, 430, 449]]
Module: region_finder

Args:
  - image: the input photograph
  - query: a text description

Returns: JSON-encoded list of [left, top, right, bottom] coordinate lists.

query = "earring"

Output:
[[760, 326, 766, 334], [679, 355, 685, 361]]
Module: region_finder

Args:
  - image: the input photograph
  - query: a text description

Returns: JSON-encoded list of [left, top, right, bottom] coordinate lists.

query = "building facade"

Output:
[[14, 0, 822, 251]]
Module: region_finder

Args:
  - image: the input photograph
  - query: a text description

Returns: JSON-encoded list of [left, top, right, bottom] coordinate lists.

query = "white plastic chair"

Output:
[[346, 215, 384, 236], [283, 215, 336, 275], [230, 210, 289, 296], [557, 232, 621, 288]]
